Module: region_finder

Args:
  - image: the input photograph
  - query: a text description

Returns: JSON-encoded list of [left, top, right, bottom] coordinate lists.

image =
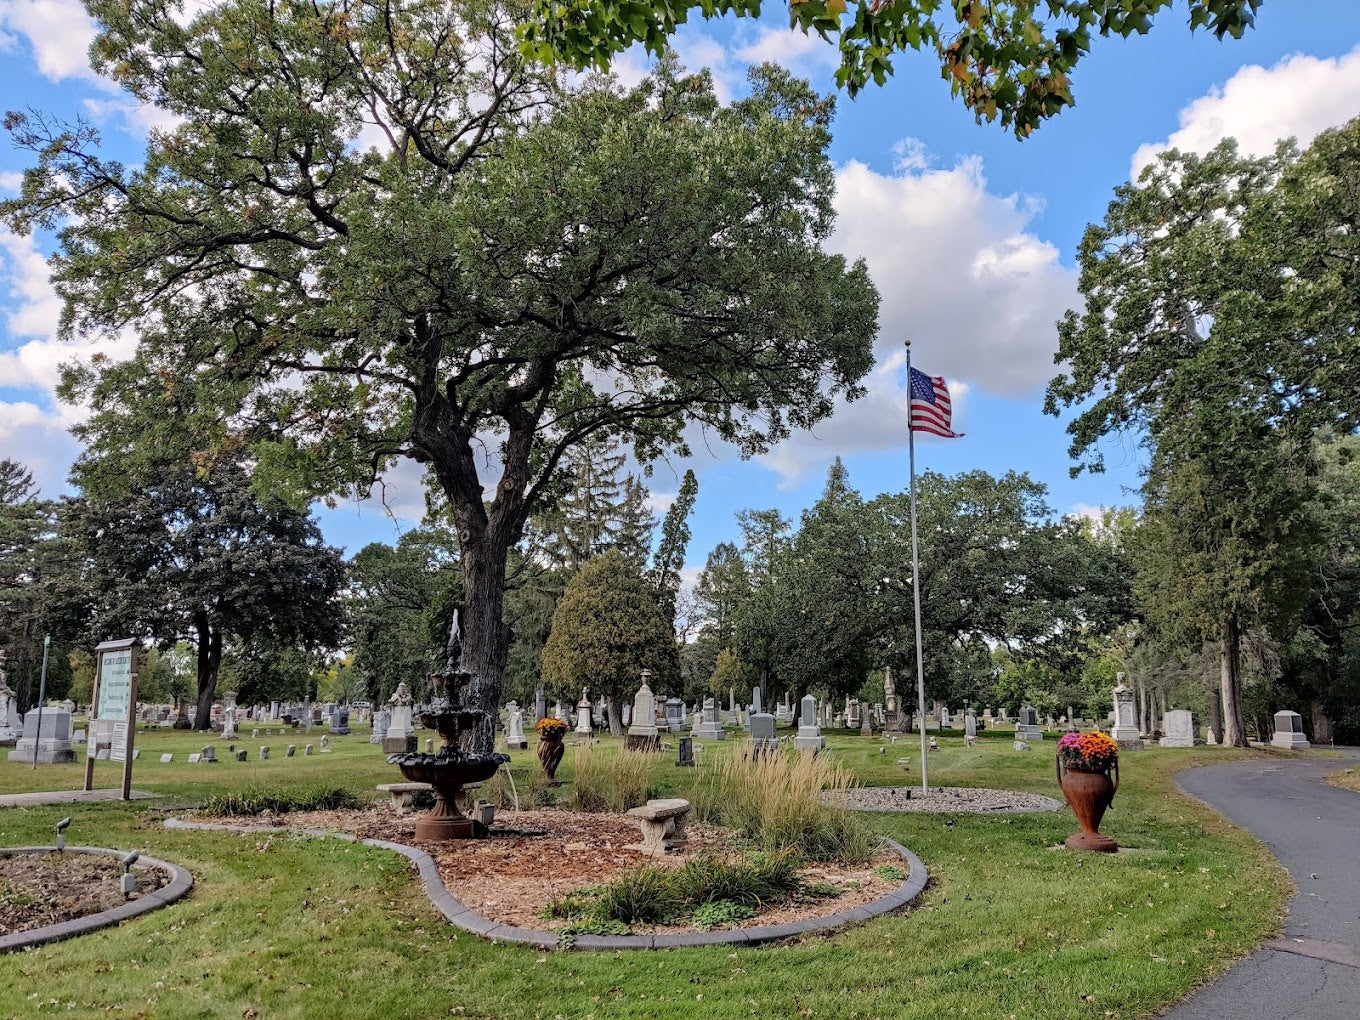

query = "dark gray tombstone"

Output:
[[676, 736, 695, 767]]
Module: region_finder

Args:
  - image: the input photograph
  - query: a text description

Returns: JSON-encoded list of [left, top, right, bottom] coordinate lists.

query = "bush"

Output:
[[672, 847, 802, 906], [570, 745, 659, 813], [198, 786, 362, 817], [686, 749, 878, 862]]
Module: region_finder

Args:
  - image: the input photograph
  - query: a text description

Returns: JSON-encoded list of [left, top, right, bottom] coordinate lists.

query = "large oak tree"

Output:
[[3, 1, 877, 752]]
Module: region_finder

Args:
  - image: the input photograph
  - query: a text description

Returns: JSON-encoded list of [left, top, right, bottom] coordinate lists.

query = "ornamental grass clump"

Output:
[[1057, 731, 1119, 773], [570, 744, 660, 813], [687, 749, 876, 863]]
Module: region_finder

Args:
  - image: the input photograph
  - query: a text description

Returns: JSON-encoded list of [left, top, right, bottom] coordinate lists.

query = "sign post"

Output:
[[86, 639, 139, 800]]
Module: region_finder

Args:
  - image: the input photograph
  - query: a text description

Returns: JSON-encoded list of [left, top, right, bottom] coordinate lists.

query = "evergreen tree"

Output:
[[649, 468, 699, 626], [540, 550, 678, 734]]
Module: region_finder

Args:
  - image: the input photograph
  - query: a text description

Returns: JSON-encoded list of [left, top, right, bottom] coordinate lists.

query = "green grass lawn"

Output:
[[0, 723, 1304, 1019]]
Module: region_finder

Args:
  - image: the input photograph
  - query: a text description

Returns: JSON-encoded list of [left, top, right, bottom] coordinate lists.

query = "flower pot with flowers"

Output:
[[535, 717, 568, 781], [1055, 731, 1120, 852]]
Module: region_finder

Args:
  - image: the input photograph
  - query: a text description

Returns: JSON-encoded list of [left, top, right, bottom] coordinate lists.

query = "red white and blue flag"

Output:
[[909, 367, 962, 438]]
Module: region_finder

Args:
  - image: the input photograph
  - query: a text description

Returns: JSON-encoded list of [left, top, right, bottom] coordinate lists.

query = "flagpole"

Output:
[[905, 340, 929, 795]]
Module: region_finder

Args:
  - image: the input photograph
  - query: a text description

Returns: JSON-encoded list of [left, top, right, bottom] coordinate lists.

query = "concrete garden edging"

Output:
[[0, 846, 194, 953], [164, 817, 928, 951]]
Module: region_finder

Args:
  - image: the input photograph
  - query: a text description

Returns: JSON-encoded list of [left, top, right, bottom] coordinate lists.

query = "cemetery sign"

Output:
[[86, 638, 140, 799]]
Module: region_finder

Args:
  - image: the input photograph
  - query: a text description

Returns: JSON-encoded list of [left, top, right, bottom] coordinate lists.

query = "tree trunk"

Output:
[[192, 612, 222, 731], [1219, 617, 1248, 748], [1136, 672, 1147, 734], [1208, 684, 1223, 744], [1310, 699, 1334, 745], [451, 533, 511, 755], [607, 694, 623, 737]]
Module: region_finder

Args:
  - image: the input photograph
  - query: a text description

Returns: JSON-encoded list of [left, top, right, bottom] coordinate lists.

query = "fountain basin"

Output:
[[389, 752, 508, 840]]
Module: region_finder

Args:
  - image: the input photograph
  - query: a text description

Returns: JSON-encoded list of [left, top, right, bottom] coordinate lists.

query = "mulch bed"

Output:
[[0, 853, 171, 937], [825, 785, 1063, 813], [193, 805, 901, 934]]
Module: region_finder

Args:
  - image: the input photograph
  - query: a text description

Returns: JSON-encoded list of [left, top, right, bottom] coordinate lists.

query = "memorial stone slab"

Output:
[[1159, 710, 1199, 748], [1270, 710, 1310, 750]]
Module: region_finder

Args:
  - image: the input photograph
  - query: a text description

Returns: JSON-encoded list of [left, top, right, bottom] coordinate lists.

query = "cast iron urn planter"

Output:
[[1057, 758, 1119, 852]]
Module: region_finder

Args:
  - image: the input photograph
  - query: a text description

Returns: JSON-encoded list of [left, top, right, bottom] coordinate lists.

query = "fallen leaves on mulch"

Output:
[[193, 805, 903, 933], [0, 852, 169, 937]]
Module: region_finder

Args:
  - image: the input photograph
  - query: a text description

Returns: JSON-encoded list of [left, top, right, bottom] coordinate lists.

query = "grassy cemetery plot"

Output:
[[0, 723, 1299, 1018]]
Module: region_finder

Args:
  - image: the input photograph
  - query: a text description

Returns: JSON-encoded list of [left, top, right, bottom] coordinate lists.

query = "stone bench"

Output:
[[624, 798, 691, 857], [376, 782, 432, 814]]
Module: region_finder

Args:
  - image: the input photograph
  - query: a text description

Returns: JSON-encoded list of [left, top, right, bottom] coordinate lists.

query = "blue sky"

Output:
[[3, 1, 1360, 577]]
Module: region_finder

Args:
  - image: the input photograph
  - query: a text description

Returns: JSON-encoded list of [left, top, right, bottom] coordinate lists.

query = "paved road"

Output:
[[1162, 751, 1360, 1019]]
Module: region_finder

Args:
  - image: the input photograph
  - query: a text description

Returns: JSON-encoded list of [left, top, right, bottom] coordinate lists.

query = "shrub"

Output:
[[198, 787, 362, 817], [687, 749, 877, 862], [570, 745, 659, 813]]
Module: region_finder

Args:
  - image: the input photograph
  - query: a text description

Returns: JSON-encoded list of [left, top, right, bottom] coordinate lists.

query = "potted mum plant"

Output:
[[1055, 730, 1120, 852], [535, 717, 568, 782]]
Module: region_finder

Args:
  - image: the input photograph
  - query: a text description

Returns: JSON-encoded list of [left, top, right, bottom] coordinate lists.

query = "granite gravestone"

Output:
[[1159, 709, 1200, 748], [1270, 710, 1310, 750], [692, 697, 725, 741], [626, 675, 661, 751], [793, 695, 825, 752]]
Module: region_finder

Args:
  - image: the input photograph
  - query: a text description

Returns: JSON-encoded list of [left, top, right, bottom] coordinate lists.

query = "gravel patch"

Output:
[[827, 786, 1063, 814]]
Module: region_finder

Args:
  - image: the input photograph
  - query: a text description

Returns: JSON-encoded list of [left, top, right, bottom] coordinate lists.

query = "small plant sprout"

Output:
[[55, 816, 71, 851], [121, 850, 141, 898]]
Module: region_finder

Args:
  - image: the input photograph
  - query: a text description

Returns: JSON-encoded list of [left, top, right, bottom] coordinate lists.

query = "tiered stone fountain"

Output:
[[387, 612, 508, 840]]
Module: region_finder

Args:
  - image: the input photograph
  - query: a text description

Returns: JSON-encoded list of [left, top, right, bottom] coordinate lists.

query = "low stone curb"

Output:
[[0, 845, 194, 953], [164, 818, 928, 951]]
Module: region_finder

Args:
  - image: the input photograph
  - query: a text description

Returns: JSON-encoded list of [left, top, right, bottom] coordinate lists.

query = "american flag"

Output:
[[909, 366, 962, 438]]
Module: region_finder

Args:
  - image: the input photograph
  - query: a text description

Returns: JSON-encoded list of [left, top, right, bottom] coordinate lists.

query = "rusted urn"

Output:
[[1057, 759, 1119, 852], [537, 735, 565, 781]]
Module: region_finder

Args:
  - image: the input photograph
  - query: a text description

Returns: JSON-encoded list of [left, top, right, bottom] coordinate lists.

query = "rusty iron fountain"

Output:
[[387, 611, 508, 840]]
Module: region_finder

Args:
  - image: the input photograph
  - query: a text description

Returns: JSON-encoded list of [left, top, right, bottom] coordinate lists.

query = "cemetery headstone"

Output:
[[9, 708, 77, 764], [370, 707, 390, 745], [235, 749, 248, 762], [424, 737, 433, 753], [504, 702, 528, 750], [287, 744, 296, 757], [574, 689, 593, 736], [220, 690, 239, 740], [664, 697, 684, 732], [329, 707, 351, 735], [964, 710, 977, 747], [320, 735, 331, 752], [160, 753, 173, 763], [1270, 710, 1310, 750], [1159, 710, 1200, 748], [187, 752, 201, 763], [200, 745, 217, 762], [260, 746, 270, 760], [748, 712, 778, 754], [304, 743, 314, 755], [691, 697, 725, 741], [676, 736, 695, 767], [1016, 706, 1044, 742], [1111, 676, 1144, 748], [0, 654, 19, 747], [627, 675, 661, 751], [383, 682, 416, 753], [794, 695, 825, 752]]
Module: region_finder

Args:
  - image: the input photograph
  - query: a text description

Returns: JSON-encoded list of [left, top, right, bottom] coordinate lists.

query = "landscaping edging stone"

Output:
[[164, 817, 928, 950], [0, 845, 194, 953]]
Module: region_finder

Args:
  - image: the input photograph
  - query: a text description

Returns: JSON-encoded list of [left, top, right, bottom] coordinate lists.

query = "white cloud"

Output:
[[830, 152, 1075, 395], [1132, 45, 1360, 178], [0, 0, 97, 82], [734, 27, 838, 71]]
